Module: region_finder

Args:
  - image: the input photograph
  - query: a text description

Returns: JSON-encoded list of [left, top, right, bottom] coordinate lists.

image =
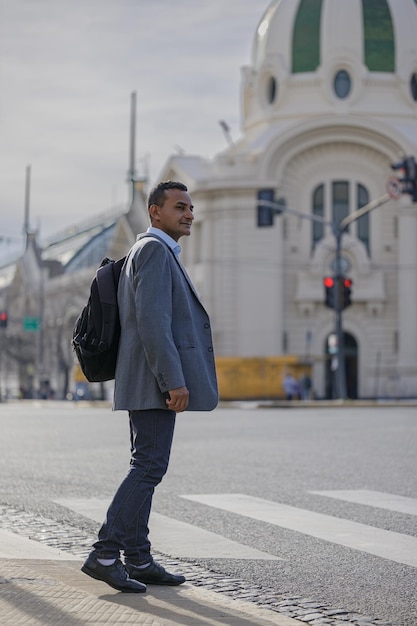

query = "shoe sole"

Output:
[[81, 564, 146, 593], [128, 574, 186, 586], [136, 580, 185, 585]]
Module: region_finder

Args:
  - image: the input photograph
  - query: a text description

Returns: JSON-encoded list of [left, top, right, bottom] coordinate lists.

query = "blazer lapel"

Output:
[[172, 253, 201, 302], [138, 232, 201, 302]]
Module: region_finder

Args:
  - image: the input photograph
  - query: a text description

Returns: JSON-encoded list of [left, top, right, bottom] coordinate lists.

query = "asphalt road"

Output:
[[0, 402, 416, 625]]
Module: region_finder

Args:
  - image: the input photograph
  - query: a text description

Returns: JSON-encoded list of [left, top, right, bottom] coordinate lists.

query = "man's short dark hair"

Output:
[[147, 181, 188, 209]]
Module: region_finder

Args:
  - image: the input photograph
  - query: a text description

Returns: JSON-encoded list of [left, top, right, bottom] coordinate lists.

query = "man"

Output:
[[81, 181, 218, 593], [283, 373, 298, 401]]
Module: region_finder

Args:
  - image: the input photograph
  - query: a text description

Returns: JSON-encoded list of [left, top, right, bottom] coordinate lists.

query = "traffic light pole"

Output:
[[333, 192, 392, 399], [258, 192, 393, 400], [333, 228, 347, 399]]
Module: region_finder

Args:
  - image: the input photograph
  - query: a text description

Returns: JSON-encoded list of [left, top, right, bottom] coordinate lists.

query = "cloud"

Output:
[[0, 0, 267, 249]]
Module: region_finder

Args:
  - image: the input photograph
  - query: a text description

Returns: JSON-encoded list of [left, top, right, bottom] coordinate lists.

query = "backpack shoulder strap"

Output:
[[95, 257, 125, 304], [95, 257, 126, 349]]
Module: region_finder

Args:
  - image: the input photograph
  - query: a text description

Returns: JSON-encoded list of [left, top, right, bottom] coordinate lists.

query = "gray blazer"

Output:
[[113, 233, 218, 412]]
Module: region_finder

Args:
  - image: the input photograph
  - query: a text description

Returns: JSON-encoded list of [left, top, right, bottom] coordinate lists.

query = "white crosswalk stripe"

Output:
[[309, 489, 417, 515], [181, 493, 417, 568], [54, 491, 417, 568], [53, 498, 282, 561]]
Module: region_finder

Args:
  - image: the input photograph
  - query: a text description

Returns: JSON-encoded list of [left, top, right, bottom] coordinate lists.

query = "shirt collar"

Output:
[[144, 226, 182, 256]]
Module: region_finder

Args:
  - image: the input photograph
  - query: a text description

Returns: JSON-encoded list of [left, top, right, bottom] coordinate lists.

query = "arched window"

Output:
[[292, 0, 323, 73], [311, 181, 371, 254], [357, 184, 370, 255], [362, 0, 395, 71], [312, 184, 324, 250], [267, 76, 277, 104], [332, 181, 349, 228]]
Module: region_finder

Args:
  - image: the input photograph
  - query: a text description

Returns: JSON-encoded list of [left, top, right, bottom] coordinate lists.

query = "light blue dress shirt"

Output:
[[145, 226, 182, 256]]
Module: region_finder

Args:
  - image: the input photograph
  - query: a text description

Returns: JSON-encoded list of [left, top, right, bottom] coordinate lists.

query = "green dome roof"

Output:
[[254, 0, 402, 75]]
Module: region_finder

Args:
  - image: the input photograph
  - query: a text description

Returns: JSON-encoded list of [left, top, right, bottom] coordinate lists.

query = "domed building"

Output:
[[161, 0, 417, 399]]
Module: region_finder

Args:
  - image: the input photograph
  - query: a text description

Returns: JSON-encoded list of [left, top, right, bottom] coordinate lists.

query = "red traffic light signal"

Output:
[[323, 276, 335, 308], [343, 278, 352, 308], [0, 311, 8, 328], [323, 277, 352, 309]]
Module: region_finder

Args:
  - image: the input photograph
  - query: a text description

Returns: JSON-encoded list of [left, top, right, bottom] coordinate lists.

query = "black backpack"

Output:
[[72, 256, 126, 382]]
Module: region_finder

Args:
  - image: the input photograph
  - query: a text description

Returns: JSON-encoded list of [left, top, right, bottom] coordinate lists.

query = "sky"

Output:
[[0, 0, 270, 261]]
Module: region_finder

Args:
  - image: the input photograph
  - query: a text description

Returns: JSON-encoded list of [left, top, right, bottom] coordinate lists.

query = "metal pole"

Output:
[[334, 228, 347, 399], [340, 193, 391, 230], [129, 92, 136, 180], [37, 266, 45, 393], [0, 331, 3, 401], [334, 193, 391, 400], [128, 91, 137, 208], [24, 165, 31, 236]]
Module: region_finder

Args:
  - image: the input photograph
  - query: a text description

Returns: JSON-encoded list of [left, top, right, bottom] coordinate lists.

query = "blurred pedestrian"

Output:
[[299, 373, 312, 400], [283, 373, 298, 400]]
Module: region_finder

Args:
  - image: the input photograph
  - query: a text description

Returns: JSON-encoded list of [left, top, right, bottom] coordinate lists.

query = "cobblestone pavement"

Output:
[[0, 505, 395, 626]]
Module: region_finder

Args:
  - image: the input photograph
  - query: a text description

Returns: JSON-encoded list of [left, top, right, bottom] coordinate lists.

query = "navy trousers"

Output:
[[91, 408, 176, 563]]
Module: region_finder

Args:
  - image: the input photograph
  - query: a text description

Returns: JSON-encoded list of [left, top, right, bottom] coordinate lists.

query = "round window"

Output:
[[334, 70, 351, 99], [411, 73, 417, 102], [267, 76, 277, 104]]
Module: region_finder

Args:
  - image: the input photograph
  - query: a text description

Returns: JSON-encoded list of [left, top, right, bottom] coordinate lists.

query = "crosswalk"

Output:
[[310, 489, 417, 515], [55, 489, 417, 568], [54, 497, 281, 560], [182, 492, 417, 568]]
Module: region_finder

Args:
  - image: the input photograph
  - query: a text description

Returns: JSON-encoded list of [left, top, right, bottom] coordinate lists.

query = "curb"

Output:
[[0, 531, 299, 626]]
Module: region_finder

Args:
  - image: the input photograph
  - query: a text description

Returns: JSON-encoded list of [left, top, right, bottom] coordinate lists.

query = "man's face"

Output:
[[150, 188, 194, 241]]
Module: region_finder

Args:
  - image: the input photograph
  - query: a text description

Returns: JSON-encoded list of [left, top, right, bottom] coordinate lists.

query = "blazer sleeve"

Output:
[[131, 240, 186, 393]]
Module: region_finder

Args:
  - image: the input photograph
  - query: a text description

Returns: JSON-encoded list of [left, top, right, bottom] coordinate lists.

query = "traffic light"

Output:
[[343, 277, 352, 309], [391, 156, 417, 202], [324, 277, 353, 309], [257, 189, 275, 227], [324, 276, 335, 308], [0, 311, 8, 328]]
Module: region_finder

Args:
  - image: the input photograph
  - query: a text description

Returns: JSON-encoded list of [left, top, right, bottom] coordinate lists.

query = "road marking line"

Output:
[[310, 489, 417, 516], [53, 498, 282, 561], [181, 493, 417, 568]]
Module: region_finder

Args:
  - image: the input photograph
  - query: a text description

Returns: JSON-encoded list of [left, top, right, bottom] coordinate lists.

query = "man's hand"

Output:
[[165, 386, 189, 412]]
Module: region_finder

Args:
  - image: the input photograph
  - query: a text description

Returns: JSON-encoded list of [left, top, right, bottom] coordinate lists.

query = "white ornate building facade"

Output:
[[161, 0, 417, 399], [1, 0, 416, 400]]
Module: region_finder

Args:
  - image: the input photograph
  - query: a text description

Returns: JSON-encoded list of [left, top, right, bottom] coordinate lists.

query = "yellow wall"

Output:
[[73, 363, 88, 383], [216, 356, 311, 400], [73, 356, 311, 401]]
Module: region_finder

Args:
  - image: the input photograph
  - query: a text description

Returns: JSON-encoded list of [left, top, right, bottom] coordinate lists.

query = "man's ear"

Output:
[[149, 204, 160, 222]]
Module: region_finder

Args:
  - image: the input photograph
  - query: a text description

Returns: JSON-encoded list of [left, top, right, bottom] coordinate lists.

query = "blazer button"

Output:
[[204, 323, 210, 329], [208, 346, 213, 352]]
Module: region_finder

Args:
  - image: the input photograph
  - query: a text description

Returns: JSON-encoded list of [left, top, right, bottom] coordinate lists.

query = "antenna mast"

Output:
[[23, 164, 31, 236], [128, 92, 137, 205]]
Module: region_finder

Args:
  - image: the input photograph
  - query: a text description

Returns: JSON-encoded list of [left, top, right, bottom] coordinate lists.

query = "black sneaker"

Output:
[[125, 560, 186, 586], [81, 557, 146, 593]]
